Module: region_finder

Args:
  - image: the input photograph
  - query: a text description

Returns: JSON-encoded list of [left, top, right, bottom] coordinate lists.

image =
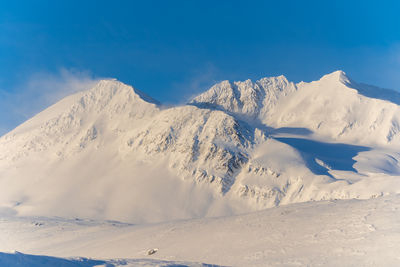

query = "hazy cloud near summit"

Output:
[[0, 68, 101, 136], [170, 63, 222, 105]]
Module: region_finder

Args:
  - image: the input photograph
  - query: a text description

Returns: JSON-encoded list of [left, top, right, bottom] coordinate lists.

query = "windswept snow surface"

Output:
[[0, 195, 400, 266], [1, 71, 400, 265]]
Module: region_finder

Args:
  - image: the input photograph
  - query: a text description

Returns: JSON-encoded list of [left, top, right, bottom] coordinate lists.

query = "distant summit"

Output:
[[319, 70, 349, 83]]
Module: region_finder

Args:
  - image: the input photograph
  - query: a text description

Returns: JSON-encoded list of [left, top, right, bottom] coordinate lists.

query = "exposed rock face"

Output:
[[190, 75, 297, 120], [126, 106, 255, 193]]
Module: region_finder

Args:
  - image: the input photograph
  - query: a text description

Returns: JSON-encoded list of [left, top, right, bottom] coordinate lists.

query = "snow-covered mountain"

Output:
[[1, 71, 400, 223], [191, 71, 400, 145]]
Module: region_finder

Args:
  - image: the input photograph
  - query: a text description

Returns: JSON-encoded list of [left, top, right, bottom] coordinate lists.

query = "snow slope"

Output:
[[1, 195, 400, 266], [1, 71, 400, 224]]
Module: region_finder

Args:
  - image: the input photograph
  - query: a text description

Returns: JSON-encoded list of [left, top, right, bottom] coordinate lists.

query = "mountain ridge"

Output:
[[1, 71, 400, 223]]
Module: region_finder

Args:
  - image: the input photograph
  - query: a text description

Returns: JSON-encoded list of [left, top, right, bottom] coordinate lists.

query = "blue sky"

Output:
[[0, 0, 400, 134]]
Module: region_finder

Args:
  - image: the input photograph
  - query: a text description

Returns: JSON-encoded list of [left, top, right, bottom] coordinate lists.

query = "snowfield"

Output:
[[0, 195, 400, 266], [1, 70, 400, 265]]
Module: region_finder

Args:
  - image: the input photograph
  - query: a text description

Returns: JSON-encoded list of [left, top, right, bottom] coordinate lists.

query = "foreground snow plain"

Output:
[[1, 195, 400, 266]]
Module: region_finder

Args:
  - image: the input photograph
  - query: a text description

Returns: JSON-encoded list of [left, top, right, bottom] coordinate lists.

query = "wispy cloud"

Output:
[[170, 63, 222, 105], [0, 68, 101, 136]]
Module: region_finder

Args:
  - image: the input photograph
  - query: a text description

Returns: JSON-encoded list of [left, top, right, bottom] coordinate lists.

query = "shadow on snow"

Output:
[[0, 252, 109, 267], [274, 137, 370, 178], [0, 252, 222, 267]]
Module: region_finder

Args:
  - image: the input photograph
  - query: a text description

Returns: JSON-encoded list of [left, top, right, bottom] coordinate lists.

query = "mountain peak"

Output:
[[89, 79, 160, 105], [260, 74, 288, 82], [190, 75, 297, 119], [319, 70, 350, 85]]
